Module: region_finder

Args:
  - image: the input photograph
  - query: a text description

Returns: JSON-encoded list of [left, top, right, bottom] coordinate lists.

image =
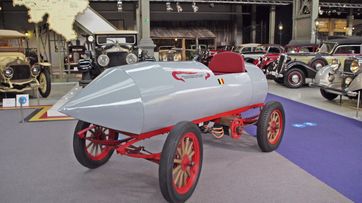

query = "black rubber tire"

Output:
[[274, 78, 284, 84], [37, 68, 51, 98], [73, 121, 118, 169], [159, 121, 203, 203], [284, 68, 305, 88], [257, 101, 285, 152], [311, 59, 327, 70], [320, 88, 338, 101]]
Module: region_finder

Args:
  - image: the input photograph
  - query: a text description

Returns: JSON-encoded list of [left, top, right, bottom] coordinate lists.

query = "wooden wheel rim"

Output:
[[38, 72, 47, 92], [84, 125, 116, 161], [172, 132, 201, 194], [267, 109, 283, 145]]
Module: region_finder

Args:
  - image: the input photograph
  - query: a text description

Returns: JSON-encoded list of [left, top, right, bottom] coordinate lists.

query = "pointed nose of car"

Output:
[[60, 67, 144, 134]]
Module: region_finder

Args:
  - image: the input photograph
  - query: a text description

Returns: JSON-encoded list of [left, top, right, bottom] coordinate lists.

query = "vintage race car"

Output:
[[314, 56, 362, 101], [60, 52, 286, 202], [0, 29, 51, 97]]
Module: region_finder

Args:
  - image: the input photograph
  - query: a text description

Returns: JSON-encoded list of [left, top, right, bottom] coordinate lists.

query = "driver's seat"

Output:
[[208, 51, 246, 74]]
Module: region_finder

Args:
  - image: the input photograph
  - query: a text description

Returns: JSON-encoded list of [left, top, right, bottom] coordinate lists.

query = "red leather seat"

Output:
[[208, 51, 246, 74]]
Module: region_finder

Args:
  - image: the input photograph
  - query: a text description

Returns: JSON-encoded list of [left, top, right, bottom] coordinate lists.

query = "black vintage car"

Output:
[[267, 37, 362, 88], [78, 30, 154, 86]]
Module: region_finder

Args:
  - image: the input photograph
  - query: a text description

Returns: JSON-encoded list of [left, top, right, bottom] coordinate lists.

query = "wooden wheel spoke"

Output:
[[186, 141, 193, 155], [174, 168, 182, 186], [181, 139, 186, 155], [174, 158, 182, 164], [173, 165, 182, 176], [185, 138, 190, 155], [86, 141, 93, 149], [186, 167, 191, 177], [178, 171, 184, 187], [189, 151, 195, 160], [182, 171, 187, 186]]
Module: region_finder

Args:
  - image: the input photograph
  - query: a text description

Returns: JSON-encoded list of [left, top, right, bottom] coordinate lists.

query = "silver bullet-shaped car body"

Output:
[[60, 61, 267, 134]]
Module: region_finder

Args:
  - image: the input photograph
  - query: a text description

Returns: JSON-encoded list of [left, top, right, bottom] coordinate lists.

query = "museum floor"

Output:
[[0, 81, 361, 203]]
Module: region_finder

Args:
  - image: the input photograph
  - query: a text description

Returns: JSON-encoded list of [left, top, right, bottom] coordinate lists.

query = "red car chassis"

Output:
[[74, 102, 285, 202]]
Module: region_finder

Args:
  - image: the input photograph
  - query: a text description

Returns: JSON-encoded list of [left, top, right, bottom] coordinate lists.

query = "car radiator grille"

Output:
[[343, 59, 353, 73], [108, 52, 128, 67], [276, 55, 286, 73], [10, 65, 31, 80]]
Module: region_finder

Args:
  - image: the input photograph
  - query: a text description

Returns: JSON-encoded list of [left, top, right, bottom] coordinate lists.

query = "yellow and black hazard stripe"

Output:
[[218, 78, 225, 85]]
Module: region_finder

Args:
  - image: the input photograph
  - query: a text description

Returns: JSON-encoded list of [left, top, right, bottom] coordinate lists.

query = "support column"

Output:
[[135, 2, 141, 43], [269, 6, 276, 44], [310, 0, 319, 44], [138, 0, 156, 57], [232, 5, 243, 46], [347, 9, 354, 36], [251, 5, 256, 43]]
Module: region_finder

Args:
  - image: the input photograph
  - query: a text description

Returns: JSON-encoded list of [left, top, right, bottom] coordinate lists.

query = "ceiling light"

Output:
[[209, 3, 215, 8], [117, 0, 123, 12], [318, 6, 323, 15], [166, 2, 173, 12], [176, 2, 183, 12], [192, 2, 199, 13]]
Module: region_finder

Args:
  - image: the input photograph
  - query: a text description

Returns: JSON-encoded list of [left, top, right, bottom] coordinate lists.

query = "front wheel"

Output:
[[257, 102, 285, 152], [37, 68, 51, 98], [320, 88, 338, 101], [73, 121, 118, 169], [284, 68, 305, 88], [159, 121, 203, 203]]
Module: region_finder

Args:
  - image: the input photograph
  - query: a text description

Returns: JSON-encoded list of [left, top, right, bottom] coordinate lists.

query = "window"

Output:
[[268, 47, 281, 53], [334, 46, 361, 54]]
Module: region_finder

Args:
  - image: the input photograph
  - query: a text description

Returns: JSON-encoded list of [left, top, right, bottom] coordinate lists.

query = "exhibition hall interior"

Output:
[[1, 0, 362, 202]]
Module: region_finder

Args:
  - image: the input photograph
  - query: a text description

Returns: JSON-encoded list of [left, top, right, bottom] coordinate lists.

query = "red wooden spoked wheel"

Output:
[[73, 121, 118, 169], [159, 122, 203, 202], [257, 102, 285, 152], [84, 125, 117, 161], [267, 109, 283, 145], [172, 132, 201, 194]]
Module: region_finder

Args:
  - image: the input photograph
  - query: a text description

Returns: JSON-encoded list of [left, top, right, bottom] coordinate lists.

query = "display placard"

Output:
[[2, 98, 16, 108], [16, 94, 30, 107]]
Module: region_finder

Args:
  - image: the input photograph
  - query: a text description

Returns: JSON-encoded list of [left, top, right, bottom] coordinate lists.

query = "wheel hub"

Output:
[[181, 155, 190, 171], [291, 74, 300, 83]]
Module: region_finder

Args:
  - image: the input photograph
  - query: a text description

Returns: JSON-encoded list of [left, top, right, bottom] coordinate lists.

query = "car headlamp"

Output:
[[97, 54, 110, 67], [3, 67, 14, 78], [126, 53, 138, 64], [87, 35, 94, 43], [331, 58, 339, 65], [350, 60, 360, 73], [331, 63, 340, 72], [31, 66, 41, 76]]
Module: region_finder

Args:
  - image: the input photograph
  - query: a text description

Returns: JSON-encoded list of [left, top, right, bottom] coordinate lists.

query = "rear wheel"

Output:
[[257, 102, 285, 152], [320, 88, 338, 101], [73, 121, 118, 169], [284, 68, 305, 88], [159, 121, 203, 203], [311, 59, 327, 70]]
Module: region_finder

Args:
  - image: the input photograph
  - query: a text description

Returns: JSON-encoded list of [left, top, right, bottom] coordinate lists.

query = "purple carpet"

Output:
[[245, 94, 362, 202]]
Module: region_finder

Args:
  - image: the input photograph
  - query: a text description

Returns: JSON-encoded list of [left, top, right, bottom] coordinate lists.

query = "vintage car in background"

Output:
[[64, 40, 86, 72], [314, 56, 362, 101], [257, 41, 318, 72], [158, 46, 182, 61], [78, 30, 140, 86], [267, 38, 362, 88], [0, 29, 51, 97], [236, 44, 284, 63]]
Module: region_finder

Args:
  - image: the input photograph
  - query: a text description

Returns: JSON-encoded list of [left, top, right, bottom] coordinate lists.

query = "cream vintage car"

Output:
[[289, 37, 362, 70], [0, 29, 51, 97]]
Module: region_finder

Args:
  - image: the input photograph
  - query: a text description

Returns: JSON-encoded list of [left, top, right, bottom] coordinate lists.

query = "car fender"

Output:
[[286, 61, 316, 78], [314, 65, 333, 85], [309, 56, 328, 66], [348, 74, 362, 92], [39, 62, 51, 67]]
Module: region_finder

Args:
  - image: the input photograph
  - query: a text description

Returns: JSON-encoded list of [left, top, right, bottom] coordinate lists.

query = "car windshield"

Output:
[[0, 38, 24, 52], [318, 42, 336, 54]]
